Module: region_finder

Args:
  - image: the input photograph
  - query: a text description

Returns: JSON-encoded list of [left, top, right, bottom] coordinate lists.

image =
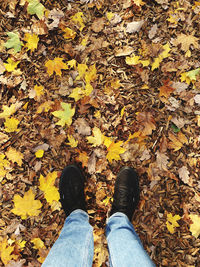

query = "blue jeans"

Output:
[[42, 210, 155, 267]]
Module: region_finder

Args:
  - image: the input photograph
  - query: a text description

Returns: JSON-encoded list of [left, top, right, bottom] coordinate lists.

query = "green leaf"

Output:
[[27, 0, 45, 19], [171, 123, 180, 133], [52, 102, 75, 127], [4, 32, 22, 53], [186, 68, 200, 81]]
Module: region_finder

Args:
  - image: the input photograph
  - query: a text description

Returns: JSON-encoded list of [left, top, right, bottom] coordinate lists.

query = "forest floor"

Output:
[[0, 0, 200, 266]]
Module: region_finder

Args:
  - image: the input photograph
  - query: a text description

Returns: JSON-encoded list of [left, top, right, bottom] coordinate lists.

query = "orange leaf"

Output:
[[45, 58, 68, 76], [136, 112, 156, 135], [168, 131, 188, 151], [159, 81, 175, 98]]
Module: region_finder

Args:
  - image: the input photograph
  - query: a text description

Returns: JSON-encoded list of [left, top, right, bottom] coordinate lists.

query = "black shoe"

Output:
[[59, 165, 86, 216], [110, 167, 140, 221]]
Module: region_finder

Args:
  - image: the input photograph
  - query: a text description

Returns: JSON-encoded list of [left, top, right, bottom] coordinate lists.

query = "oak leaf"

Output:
[[24, 33, 39, 52], [45, 58, 68, 76], [106, 141, 126, 163], [136, 112, 156, 135], [11, 189, 42, 219], [178, 166, 190, 185], [4, 117, 20, 133], [52, 102, 75, 127], [166, 213, 181, 234], [6, 147, 23, 166], [156, 151, 169, 171], [39, 171, 59, 204], [189, 214, 200, 238], [87, 127, 105, 147]]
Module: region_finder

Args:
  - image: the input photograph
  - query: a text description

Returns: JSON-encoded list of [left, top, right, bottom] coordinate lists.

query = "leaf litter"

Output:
[[0, 0, 200, 266]]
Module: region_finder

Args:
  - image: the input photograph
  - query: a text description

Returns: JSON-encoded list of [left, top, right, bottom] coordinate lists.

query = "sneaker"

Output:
[[110, 166, 140, 221], [59, 165, 86, 216]]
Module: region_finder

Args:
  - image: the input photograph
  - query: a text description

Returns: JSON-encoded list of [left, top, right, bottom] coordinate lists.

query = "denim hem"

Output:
[[69, 209, 88, 216], [106, 212, 129, 224]]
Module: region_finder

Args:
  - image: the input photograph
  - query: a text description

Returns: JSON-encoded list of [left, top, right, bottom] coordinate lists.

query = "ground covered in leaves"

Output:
[[0, 0, 200, 266]]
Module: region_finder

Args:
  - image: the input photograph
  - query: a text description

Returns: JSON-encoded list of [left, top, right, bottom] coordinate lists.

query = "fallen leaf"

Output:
[[71, 12, 85, 32], [74, 118, 91, 136], [4, 117, 20, 133], [27, 0, 45, 19], [0, 102, 21, 119], [0, 237, 15, 265], [136, 112, 156, 135], [45, 58, 68, 76], [52, 102, 75, 127], [189, 214, 200, 238], [5, 32, 22, 53], [91, 17, 105, 33], [6, 147, 23, 166], [35, 149, 44, 158], [66, 135, 78, 148], [11, 189, 42, 219], [126, 20, 144, 33], [159, 81, 175, 98], [24, 33, 39, 52], [4, 58, 20, 72], [87, 127, 105, 147], [148, 24, 158, 39], [75, 151, 89, 168], [166, 213, 181, 234], [168, 131, 188, 151], [172, 33, 199, 52], [62, 27, 76, 39], [178, 166, 190, 185], [31, 238, 45, 249], [156, 151, 169, 170], [39, 171, 59, 204], [106, 141, 126, 163]]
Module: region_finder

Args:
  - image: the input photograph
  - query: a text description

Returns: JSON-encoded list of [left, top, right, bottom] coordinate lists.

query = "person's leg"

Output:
[[106, 212, 155, 267], [42, 209, 94, 267], [107, 166, 155, 267], [42, 165, 94, 267]]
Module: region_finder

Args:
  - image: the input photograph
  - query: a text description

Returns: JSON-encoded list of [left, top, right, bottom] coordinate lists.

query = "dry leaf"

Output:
[[178, 166, 190, 185], [136, 112, 156, 135], [172, 33, 199, 52], [91, 17, 105, 33], [156, 151, 169, 171], [126, 20, 144, 33]]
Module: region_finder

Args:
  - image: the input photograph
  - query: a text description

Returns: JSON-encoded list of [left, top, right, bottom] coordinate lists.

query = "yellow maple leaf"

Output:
[[69, 87, 84, 101], [11, 189, 42, 219], [166, 213, 181, 234], [35, 149, 44, 158], [71, 12, 85, 32], [5, 147, 23, 166], [63, 27, 76, 39], [0, 103, 21, 119], [189, 214, 200, 238], [67, 59, 77, 69], [106, 12, 114, 21], [87, 127, 105, 147], [36, 101, 53, 113], [77, 63, 88, 79], [31, 238, 45, 249], [84, 83, 93, 96], [0, 154, 10, 181], [0, 237, 15, 265], [106, 141, 126, 163], [85, 64, 97, 83], [66, 135, 78, 147], [75, 150, 89, 168], [126, 54, 140, 65], [39, 171, 59, 204], [34, 85, 44, 99], [4, 58, 20, 72], [4, 117, 20, 133], [152, 43, 171, 71], [45, 58, 68, 76], [52, 102, 75, 127], [24, 33, 39, 52]]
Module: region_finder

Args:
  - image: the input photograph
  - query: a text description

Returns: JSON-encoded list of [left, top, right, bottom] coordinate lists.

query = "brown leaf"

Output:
[[159, 80, 175, 98], [91, 17, 105, 33], [172, 33, 199, 52], [156, 151, 169, 171], [137, 111, 156, 135], [168, 131, 188, 151]]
